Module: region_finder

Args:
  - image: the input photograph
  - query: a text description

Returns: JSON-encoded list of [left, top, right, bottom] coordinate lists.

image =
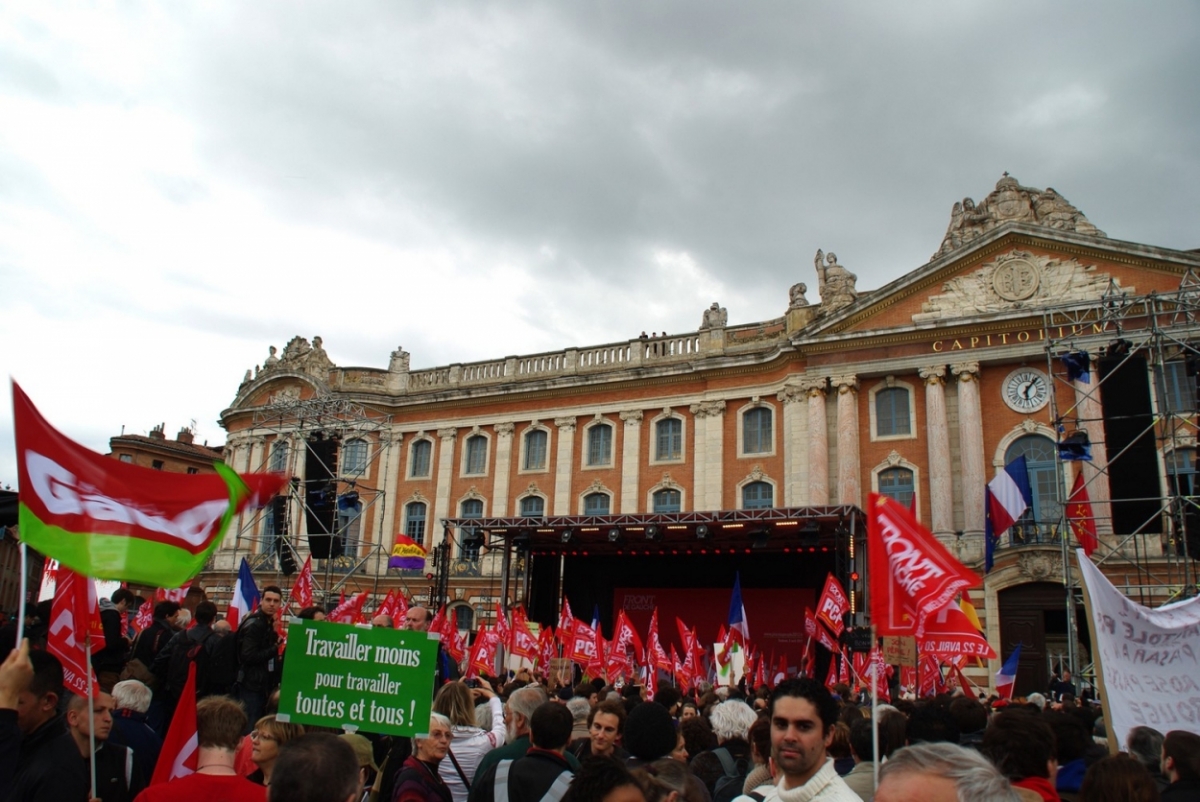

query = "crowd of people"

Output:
[[3, 587, 1200, 802]]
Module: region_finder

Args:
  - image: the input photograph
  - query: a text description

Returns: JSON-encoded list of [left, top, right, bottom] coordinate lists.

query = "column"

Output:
[[804, 378, 830, 505], [952, 362, 986, 537], [492, 423, 514, 516], [553, 417, 576, 514], [833, 375, 861, 507], [689, 400, 725, 510], [432, 428, 457, 550], [778, 385, 809, 506], [920, 365, 954, 537], [1073, 369, 1113, 537], [379, 432, 403, 546], [619, 410, 643, 512]]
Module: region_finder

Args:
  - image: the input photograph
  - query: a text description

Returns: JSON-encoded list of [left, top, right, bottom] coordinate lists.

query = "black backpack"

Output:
[[206, 632, 239, 696], [166, 630, 214, 697], [712, 747, 751, 802]]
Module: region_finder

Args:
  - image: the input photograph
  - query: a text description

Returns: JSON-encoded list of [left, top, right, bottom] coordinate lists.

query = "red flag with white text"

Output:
[[816, 573, 849, 636], [289, 555, 314, 610], [151, 663, 198, 784], [328, 591, 369, 624], [46, 566, 104, 696], [510, 606, 539, 661]]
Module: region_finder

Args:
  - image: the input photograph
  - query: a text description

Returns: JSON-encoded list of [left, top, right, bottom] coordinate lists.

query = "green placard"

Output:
[[277, 619, 438, 736]]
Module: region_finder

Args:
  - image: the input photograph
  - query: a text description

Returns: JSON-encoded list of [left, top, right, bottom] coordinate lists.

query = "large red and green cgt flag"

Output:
[[13, 382, 287, 586]]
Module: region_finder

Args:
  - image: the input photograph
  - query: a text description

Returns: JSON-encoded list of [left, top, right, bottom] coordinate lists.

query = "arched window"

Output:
[[524, 429, 548, 471], [519, 496, 545, 518], [878, 468, 915, 509], [742, 481, 773, 509], [342, 438, 368, 476], [584, 493, 611, 515], [653, 489, 681, 513], [460, 499, 484, 560], [587, 424, 613, 466], [656, 418, 682, 461], [1167, 448, 1197, 496], [465, 435, 488, 475], [405, 502, 427, 541], [1005, 435, 1061, 532], [876, 388, 912, 437], [410, 439, 432, 478], [743, 408, 773, 454], [269, 442, 289, 472]]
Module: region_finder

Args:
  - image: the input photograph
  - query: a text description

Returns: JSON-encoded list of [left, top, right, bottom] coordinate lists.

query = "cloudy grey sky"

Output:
[[3, 1, 1198, 485]]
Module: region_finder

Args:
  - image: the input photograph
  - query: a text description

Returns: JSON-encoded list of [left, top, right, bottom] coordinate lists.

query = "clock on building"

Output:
[[1002, 368, 1050, 413]]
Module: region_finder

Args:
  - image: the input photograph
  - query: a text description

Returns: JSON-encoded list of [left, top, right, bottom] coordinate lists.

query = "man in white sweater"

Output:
[[741, 678, 861, 802]]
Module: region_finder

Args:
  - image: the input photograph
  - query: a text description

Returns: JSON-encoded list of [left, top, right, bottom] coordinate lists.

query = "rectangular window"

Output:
[[410, 440, 431, 478], [1162, 362, 1197, 414], [653, 489, 681, 513], [151, 460, 164, 471], [656, 418, 682, 461], [876, 388, 912, 437], [743, 408, 772, 454], [587, 424, 613, 466], [465, 436, 487, 475], [186, 467, 199, 474], [405, 503, 427, 541], [524, 430, 547, 470]]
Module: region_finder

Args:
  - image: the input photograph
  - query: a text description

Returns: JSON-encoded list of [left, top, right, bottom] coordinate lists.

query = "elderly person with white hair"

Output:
[[108, 679, 162, 780], [691, 699, 760, 799]]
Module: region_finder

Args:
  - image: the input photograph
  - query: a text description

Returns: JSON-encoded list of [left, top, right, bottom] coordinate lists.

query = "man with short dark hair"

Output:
[[154, 600, 221, 707], [95, 587, 138, 690], [843, 718, 875, 802], [748, 677, 858, 801], [132, 600, 181, 669], [1161, 730, 1200, 802], [236, 585, 282, 727], [268, 733, 362, 802], [8, 646, 90, 801], [981, 710, 1057, 802], [66, 690, 146, 802], [570, 699, 628, 762], [471, 702, 575, 802]]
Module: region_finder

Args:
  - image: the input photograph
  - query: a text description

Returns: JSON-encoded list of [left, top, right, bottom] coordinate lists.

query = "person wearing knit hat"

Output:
[[623, 702, 679, 768]]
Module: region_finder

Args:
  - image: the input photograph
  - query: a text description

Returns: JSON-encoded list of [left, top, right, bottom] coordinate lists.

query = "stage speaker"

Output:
[[305, 437, 338, 558], [1099, 354, 1160, 535]]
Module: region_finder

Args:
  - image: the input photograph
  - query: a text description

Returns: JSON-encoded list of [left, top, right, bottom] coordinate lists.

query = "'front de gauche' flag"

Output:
[[13, 382, 287, 586], [995, 643, 1023, 700], [985, 456, 1032, 572], [388, 534, 427, 569], [227, 557, 260, 631], [728, 571, 750, 644]]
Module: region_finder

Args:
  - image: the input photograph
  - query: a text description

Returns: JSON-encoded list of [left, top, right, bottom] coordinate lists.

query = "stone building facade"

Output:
[[209, 176, 1200, 695]]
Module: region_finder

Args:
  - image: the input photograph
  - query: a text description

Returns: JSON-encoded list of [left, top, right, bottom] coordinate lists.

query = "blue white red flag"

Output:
[[728, 572, 750, 644], [227, 557, 260, 630], [986, 456, 1032, 571], [995, 643, 1022, 700]]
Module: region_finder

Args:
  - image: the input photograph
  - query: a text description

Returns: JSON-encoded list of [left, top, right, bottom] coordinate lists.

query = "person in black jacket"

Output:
[[8, 647, 90, 801], [235, 585, 283, 729], [151, 601, 221, 723], [94, 588, 138, 691], [66, 690, 146, 802], [471, 703, 575, 802], [131, 600, 181, 669]]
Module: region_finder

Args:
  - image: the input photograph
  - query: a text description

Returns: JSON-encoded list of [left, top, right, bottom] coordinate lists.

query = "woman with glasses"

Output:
[[247, 714, 305, 787]]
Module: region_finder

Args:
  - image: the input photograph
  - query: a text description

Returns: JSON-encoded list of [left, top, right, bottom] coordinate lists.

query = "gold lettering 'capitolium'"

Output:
[[992, 258, 1040, 301]]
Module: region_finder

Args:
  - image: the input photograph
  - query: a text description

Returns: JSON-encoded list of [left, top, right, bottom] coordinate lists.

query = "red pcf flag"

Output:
[[868, 493, 980, 637], [1066, 472, 1099, 556], [816, 573, 849, 636], [509, 606, 539, 661]]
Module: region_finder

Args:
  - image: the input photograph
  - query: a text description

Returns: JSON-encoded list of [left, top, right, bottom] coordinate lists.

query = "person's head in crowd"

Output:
[[654, 685, 682, 716], [634, 758, 706, 802], [153, 600, 181, 623], [709, 699, 757, 744], [838, 704, 866, 726], [477, 699, 495, 730], [587, 699, 628, 758], [576, 682, 599, 706], [568, 697, 592, 724], [531, 701, 574, 752], [252, 714, 306, 784], [197, 696, 248, 751], [563, 756, 647, 802], [111, 587, 138, 612], [625, 702, 678, 763], [297, 606, 326, 620], [259, 586, 283, 618], [174, 607, 192, 630], [680, 701, 700, 721], [268, 732, 361, 802], [1078, 753, 1160, 802], [1026, 692, 1047, 711], [340, 732, 379, 792], [214, 619, 232, 636], [747, 715, 772, 766], [982, 710, 1057, 783], [827, 721, 852, 761], [1162, 730, 1200, 784], [670, 727, 688, 763], [849, 718, 874, 764], [1125, 726, 1165, 775], [507, 684, 550, 743], [434, 681, 479, 727], [112, 679, 152, 714], [948, 696, 988, 737], [906, 703, 961, 745], [680, 715, 716, 758], [1044, 711, 1090, 769], [876, 741, 1019, 802], [767, 678, 840, 788], [415, 712, 453, 764], [371, 614, 393, 628], [15, 648, 63, 735], [194, 600, 217, 627], [404, 606, 432, 632], [878, 709, 908, 759], [66, 691, 114, 753]]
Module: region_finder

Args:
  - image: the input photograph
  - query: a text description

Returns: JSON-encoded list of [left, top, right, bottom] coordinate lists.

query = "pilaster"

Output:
[[492, 423, 514, 517], [619, 410, 643, 512], [432, 428, 457, 550], [689, 401, 726, 510], [553, 417, 576, 515], [779, 384, 809, 506]]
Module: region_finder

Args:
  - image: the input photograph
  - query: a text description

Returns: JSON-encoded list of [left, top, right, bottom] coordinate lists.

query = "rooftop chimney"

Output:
[[176, 428, 195, 445], [149, 423, 166, 440]]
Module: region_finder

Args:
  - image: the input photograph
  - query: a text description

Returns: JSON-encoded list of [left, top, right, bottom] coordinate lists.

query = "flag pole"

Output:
[[86, 629, 98, 801], [15, 543, 28, 651], [870, 624, 880, 793]]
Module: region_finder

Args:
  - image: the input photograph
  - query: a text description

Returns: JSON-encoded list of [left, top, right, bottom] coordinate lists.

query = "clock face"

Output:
[[1003, 368, 1050, 413]]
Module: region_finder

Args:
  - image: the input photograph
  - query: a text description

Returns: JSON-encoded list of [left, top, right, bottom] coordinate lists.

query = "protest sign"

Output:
[[1077, 549, 1200, 752], [277, 619, 438, 736]]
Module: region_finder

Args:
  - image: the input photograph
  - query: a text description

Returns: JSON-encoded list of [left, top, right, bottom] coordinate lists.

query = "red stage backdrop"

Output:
[[613, 586, 816, 669]]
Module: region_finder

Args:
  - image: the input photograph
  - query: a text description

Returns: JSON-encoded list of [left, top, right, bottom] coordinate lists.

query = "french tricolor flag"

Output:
[[985, 456, 1032, 572], [728, 571, 750, 644], [995, 643, 1022, 700], [227, 557, 260, 631]]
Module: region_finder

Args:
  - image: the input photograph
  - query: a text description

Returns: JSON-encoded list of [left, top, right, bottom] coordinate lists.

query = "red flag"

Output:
[[510, 607, 539, 660], [46, 566, 104, 696], [816, 573, 849, 636], [918, 654, 940, 697], [917, 601, 996, 659], [374, 590, 397, 621], [134, 598, 153, 632], [1066, 472, 1099, 556], [289, 555, 314, 609], [468, 626, 500, 677], [838, 649, 850, 686], [328, 591, 369, 624], [157, 585, 191, 603], [899, 665, 917, 696], [557, 598, 576, 648], [804, 607, 839, 653], [867, 647, 890, 701], [569, 619, 597, 665], [536, 626, 556, 669], [151, 663, 199, 784], [444, 609, 467, 663], [646, 609, 671, 672], [868, 493, 980, 637], [777, 654, 788, 684], [493, 603, 511, 649], [613, 610, 644, 663], [590, 629, 609, 682], [824, 653, 839, 690]]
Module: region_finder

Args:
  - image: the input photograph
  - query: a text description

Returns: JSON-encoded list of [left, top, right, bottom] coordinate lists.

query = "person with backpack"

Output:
[[690, 700, 758, 802], [469, 703, 575, 802], [235, 585, 283, 730], [153, 601, 221, 719]]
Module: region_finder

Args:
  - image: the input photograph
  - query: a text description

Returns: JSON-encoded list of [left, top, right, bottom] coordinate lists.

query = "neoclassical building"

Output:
[[211, 175, 1200, 695]]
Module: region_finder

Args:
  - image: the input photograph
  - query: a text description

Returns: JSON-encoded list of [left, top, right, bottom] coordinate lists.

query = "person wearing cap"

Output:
[[340, 733, 379, 801]]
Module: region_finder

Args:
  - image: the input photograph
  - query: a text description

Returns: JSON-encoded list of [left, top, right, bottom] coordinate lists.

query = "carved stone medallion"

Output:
[[992, 258, 1040, 301], [1017, 551, 1063, 581]]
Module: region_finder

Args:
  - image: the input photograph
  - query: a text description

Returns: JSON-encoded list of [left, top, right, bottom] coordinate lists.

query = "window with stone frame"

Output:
[[743, 407, 773, 454], [653, 488, 681, 513], [410, 439, 432, 478], [460, 498, 484, 560], [584, 492, 611, 515], [465, 435, 488, 475], [269, 442, 289, 472], [342, 438, 368, 476], [519, 496, 545, 517], [875, 387, 912, 437], [404, 501, 427, 541], [587, 423, 613, 466], [655, 418, 682, 461], [878, 467, 915, 509], [742, 481, 774, 509], [524, 429, 548, 471]]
